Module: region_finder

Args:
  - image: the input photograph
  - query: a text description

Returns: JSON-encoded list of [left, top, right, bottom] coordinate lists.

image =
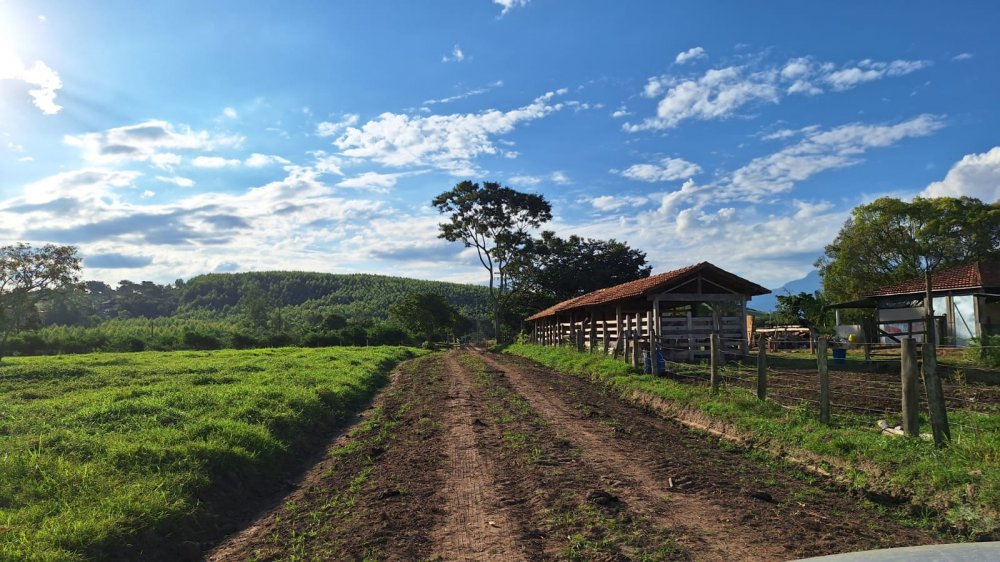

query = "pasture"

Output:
[[0, 346, 422, 561]]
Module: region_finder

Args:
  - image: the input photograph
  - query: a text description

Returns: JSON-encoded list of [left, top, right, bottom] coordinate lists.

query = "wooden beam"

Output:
[[646, 293, 743, 302]]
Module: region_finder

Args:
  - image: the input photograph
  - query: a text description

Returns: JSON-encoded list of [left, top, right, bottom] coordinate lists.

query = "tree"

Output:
[[0, 243, 82, 361], [774, 292, 832, 332], [509, 231, 651, 315], [433, 181, 552, 341], [389, 292, 458, 345], [817, 197, 1000, 305]]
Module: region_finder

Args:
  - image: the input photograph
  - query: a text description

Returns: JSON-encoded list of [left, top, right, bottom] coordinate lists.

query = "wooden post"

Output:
[[710, 333, 720, 394], [756, 345, 767, 401], [576, 327, 585, 352], [632, 316, 641, 368], [922, 340, 951, 447], [589, 311, 597, 354], [651, 304, 661, 376], [900, 338, 920, 437], [602, 312, 610, 355], [817, 337, 830, 424]]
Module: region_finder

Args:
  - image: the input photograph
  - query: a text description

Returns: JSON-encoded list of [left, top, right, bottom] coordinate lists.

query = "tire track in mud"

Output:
[[428, 353, 528, 561], [476, 349, 937, 561], [475, 350, 788, 562]]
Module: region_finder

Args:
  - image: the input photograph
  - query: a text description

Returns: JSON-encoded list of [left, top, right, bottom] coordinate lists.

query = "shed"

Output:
[[526, 262, 770, 363], [832, 261, 1000, 346]]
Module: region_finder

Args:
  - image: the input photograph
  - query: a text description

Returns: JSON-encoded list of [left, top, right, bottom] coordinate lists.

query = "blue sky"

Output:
[[1, 0, 998, 290]]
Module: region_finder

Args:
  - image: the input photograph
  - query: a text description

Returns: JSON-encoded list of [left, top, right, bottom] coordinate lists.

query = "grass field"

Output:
[[504, 343, 999, 539], [0, 346, 423, 561]]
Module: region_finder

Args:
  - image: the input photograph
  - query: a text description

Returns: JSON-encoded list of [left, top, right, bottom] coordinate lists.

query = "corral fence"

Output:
[[541, 327, 998, 448]]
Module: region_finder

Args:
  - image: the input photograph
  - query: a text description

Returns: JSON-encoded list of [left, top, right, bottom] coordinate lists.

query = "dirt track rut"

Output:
[[207, 349, 938, 561]]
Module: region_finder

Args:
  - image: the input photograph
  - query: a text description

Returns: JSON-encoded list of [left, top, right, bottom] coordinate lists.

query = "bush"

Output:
[[966, 335, 1000, 368], [182, 330, 222, 350]]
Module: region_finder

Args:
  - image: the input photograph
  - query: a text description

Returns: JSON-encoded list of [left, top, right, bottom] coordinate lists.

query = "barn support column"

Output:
[[589, 310, 597, 353], [652, 299, 662, 375]]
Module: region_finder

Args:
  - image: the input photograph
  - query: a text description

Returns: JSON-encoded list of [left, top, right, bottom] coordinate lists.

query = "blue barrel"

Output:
[[832, 347, 847, 366], [644, 350, 667, 373]]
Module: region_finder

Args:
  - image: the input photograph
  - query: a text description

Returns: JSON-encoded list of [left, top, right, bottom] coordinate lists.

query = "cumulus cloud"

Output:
[[334, 89, 567, 175], [222, 107, 238, 119], [64, 120, 243, 166], [316, 114, 360, 137], [494, 0, 529, 15], [589, 195, 649, 212], [442, 44, 466, 63], [675, 46, 707, 65], [922, 146, 1000, 201], [244, 153, 291, 168], [336, 170, 427, 191], [0, 49, 63, 115], [618, 157, 702, 182], [192, 156, 241, 168], [952, 52, 974, 61], [628, 55, 931, 131], [155, 175, 195, 188]]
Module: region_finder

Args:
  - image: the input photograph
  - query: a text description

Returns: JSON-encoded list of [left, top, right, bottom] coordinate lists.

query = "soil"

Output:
[[206, 349, 941, 561]]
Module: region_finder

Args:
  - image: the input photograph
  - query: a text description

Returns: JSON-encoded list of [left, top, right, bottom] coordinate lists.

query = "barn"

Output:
[[833, 261, 1000, 347], [525, 262, 770, 370]]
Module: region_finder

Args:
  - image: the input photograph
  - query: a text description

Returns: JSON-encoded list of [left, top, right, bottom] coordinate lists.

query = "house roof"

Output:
[[864, 261, 1000, 298], [526, 262, 770, 321]]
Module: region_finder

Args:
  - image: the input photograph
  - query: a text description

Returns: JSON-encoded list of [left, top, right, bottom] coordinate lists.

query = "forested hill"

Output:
[[177, 271, 490, 319]]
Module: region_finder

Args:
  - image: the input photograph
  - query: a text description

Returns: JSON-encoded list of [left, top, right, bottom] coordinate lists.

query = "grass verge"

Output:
[[0, 346, 424, 561], [503, 343, 999, 539]]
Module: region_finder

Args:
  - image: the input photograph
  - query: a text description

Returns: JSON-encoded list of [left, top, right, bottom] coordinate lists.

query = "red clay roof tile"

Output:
[[864, 261, 1000, 297]]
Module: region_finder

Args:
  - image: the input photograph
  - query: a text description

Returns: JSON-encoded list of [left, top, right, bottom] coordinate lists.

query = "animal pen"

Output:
[[525, 262, 771, 373]]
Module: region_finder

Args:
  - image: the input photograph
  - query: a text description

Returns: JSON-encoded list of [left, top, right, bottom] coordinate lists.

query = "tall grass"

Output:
[[505, 343, 999, 538], [0, 346, 423, 561]]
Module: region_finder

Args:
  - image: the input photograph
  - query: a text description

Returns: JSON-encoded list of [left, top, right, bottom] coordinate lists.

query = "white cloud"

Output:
[[611, 105, 631, 118], [316, 114, 360, 137], [141, 190, 155, 199], [509, 171, 570, 187], [442, 44, 466, 63], [192, 156, 241, 168], [618, 157, 702, 182], [675, 46, 707, 65], [727, 114, 945, 200], [627, 66, 780, 131], [922, 146, 1000, 201], [423, 80, 503, 106], [334, 89, 567, 175], [493, 0, 528, 15], [64, 120, 243, 166], [244, 153, 291, 168], [952, 52, 974, 61], [628, 55, 931, 131], [824, 59, 930, 90], [155, 175, 195, 188], [589, 195, 649, 212], [0, 49, 63, 115], [336, 170, 426, 191], [222, 107, 238, 119]]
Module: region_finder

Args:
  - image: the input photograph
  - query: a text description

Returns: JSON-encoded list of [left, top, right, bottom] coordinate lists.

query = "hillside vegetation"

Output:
[[0, 346, 423, 560], [7, 272, 490, 355]]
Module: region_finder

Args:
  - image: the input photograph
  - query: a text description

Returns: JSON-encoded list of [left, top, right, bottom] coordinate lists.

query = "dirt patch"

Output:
[[483, 350, 939, 561], [207, 354, 451, 561]]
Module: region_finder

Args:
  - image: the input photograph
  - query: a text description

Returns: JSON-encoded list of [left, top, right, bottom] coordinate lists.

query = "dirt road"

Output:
[[208, 349, 937, 561]]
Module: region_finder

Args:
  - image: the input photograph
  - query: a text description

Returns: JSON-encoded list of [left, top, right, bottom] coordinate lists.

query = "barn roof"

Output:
[[864, 261, 1000, 298], [526, 262, 770, 321]]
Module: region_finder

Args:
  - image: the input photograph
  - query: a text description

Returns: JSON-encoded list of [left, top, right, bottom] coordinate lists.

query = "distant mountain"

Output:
[[749, 270, 821, 312]]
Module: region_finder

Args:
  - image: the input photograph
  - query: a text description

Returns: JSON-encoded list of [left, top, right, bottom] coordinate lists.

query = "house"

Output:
[[525, 262, 770, 366], [836, 261, 1000, 346]]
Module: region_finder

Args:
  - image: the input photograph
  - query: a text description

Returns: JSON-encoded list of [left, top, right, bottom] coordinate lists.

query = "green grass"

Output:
[[504, 343, 999, 538], [0, 346, 424, 561]]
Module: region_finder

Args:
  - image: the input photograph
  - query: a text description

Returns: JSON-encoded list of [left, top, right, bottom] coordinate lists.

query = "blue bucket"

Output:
[[832, 347, 847, 366]]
